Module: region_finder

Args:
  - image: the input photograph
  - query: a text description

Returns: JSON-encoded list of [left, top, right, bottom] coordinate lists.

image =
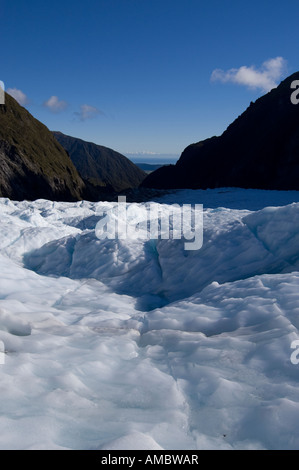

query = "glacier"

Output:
[[0, 188, 299, 449]]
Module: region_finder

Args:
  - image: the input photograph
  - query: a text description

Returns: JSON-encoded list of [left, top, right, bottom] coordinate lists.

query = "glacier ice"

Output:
[[0, 188, 298, 449]]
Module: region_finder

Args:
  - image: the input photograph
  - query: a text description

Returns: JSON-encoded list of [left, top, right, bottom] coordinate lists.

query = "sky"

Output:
[[1, 0, 299, 161]]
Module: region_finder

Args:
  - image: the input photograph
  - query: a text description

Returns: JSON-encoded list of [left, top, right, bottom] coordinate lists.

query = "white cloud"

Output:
[[211, 57, 287, 92], [7, 88, 29, 106], [43, 95, 68, 113], [74, 104, 102, 121]]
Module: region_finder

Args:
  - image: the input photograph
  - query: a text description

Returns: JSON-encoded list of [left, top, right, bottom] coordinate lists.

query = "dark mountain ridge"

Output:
[[0, 92, 145, 202], [0, 92, 85, 201], [142, 72, 299, 190]]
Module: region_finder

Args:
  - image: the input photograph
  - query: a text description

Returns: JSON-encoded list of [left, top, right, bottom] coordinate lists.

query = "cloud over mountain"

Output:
[[7, 88, 29, 106], [74, 104, 103, 121], [211, 57, 287, 92], [43, 95, 68, 113]]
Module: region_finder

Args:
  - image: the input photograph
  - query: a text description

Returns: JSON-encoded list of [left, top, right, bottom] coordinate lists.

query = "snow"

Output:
[[0, 188, 299, 449]]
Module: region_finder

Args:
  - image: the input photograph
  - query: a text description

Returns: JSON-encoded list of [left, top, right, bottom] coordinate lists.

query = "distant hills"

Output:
[[53, 132, 146, 192], [142, 72, 299, 190], [135, 163, 164, 174], [0, 92, 85, 201]]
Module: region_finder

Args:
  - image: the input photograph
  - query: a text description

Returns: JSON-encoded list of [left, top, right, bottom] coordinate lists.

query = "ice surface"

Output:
[[0, 188, 299, 449]]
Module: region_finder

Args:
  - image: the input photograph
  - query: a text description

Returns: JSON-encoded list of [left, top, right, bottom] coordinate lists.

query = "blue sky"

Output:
[[2, 0, 298, 161]]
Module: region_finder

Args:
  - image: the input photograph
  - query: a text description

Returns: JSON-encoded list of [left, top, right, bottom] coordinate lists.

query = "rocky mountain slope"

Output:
[[142, 72, 299, 190], [53, 131, 146, 192], [0, 92, 85, 201]]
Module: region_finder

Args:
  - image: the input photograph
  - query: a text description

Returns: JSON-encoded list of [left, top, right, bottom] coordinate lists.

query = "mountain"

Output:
[[142, 72, 299, 190], [53, 132, 146, 192], [0, 92, 85, 201]]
